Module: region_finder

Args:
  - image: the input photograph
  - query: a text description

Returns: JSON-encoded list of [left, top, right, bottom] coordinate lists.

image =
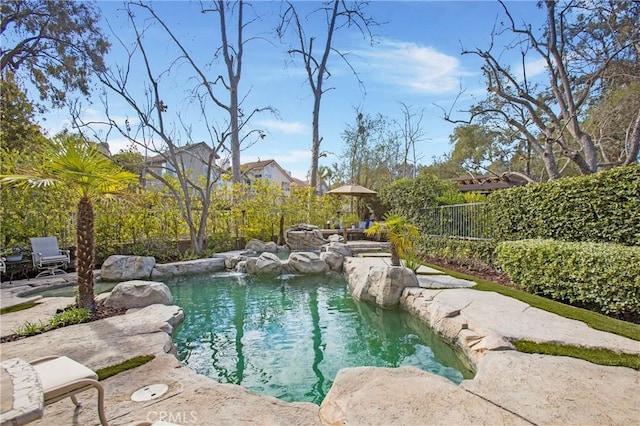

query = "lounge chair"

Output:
[[29, 237, 70, 277], [30, 355, 108, 426]]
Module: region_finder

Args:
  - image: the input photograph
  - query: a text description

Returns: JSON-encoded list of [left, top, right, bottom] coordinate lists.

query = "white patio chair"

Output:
[[30, 355, 108, 426], [30, 236, 70, 278]]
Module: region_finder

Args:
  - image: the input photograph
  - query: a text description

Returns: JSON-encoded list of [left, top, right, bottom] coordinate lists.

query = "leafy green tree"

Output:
[[0, 72, 47, 155], [0, 0, 109, 106], [1, 133, 137, 310], [335, 111, 400, 189], [377, 173, 464, 230]]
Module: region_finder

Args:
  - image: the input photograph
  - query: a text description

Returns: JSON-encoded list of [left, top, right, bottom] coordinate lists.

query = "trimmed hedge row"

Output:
[[488, 165, 640, 246], [419, 236, 497, 268], [495, 239, 640, 322]]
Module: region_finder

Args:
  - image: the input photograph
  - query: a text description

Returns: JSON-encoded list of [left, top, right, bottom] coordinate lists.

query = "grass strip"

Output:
[[423, 262, 640, 342], [96, 355, 155, 381], [515, 340, 640, 370], [1, 302, 37, 315]]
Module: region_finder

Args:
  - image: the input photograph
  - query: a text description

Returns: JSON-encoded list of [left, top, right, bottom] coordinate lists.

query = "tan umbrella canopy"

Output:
[[328, 184, 377, 220], [327, 184, 377, 195]]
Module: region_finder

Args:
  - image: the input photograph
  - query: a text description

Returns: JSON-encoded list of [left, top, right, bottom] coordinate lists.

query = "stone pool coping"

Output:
[[1, 253, 638, 424]]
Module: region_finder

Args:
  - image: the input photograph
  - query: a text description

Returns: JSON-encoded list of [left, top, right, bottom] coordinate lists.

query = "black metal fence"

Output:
[[421, 203, 491, 240]]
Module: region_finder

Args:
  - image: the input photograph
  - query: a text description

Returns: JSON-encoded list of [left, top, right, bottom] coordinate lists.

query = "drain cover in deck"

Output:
[[131, 383, 169, 402]]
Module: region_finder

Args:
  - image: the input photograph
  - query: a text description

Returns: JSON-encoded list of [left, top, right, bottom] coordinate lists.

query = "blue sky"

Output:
[[42, 1, 546, 181]]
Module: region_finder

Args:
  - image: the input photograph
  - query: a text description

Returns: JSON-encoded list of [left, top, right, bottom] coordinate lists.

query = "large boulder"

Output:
[[288, 252, 329, 274], [348, 265, 418, 308], [319, 366, 526, 425], [246, 239, 277, 253], [325, 242, 352, 257], [151, 258, 225, 278], [320, 251, 344, 272], [224, 254, 248, 270], [100, 255, 156, 282], [285, 224, 327, 250], [243, 253, 283, 275], [103, 280, 173, 309]]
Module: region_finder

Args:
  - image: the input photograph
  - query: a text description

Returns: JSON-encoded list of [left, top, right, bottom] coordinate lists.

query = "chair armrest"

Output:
[[29, 355, 62, 365]]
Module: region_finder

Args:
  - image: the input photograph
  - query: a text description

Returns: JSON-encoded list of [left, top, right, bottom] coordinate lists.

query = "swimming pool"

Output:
[[166, 272, 473, 404]]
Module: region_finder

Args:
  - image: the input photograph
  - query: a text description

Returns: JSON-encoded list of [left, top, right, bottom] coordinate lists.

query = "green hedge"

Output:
[[488, 165, 640, 246], [496, 239, 640, 322], [419, 236, 497, 268]]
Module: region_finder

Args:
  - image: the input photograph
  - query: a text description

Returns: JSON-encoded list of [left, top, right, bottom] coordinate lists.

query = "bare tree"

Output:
[[276, 1, 378, 192], [397, 102, 425, 179], [445, 0, 639, 179], [72, 1, 268, 255]]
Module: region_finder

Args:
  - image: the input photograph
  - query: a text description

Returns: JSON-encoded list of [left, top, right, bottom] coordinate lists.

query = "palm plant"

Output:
[[365, 210, 419, 267], [1, 133, 137, 310]]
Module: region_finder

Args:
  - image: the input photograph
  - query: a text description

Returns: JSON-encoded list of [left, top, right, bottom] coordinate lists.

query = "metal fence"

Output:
[[420, 203, 491, 240]]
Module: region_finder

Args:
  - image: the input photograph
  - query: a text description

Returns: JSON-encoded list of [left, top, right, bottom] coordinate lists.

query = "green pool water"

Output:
[[167, 272, 473, 404]]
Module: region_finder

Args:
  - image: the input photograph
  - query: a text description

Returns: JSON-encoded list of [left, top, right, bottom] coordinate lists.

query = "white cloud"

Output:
[[354, 38, 471, 94], [256, 119, 308, 134], [514, 58, 548, 82]]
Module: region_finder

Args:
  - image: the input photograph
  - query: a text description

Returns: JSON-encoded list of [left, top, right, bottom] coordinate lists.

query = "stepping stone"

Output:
[[359, 252, 391, 257], [416, 265, 444, 275], [417, 274, 476, 289]]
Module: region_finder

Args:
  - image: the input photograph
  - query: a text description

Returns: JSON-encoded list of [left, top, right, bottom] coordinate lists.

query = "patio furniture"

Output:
[[2, 258, 31, 283], [29, 237, 70, 278], [30, 356, 108, 426], [0, 358, 44, 426]]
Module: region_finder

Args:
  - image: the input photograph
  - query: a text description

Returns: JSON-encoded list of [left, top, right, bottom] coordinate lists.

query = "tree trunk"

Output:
[[277, 215, 285, 246], [76, 196, 95, 311], [309, 94, 321, 193], [624, 108, 640, 166], [390, 245, 400, 267], [543, 141, 560, 180]]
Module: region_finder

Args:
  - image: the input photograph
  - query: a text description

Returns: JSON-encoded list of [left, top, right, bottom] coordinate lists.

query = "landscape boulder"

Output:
[[100, 255, 156, 282], [327, 234, 344, 243], [288, 252, 329, 274], [319, 366, 524, 425], [103, 280, 173, 309], [225, 254, 248, 270], [246, 239, 277, 253], [320, 251, 344, 272], [151, 258, 225, 278], [241, 253, 283, 275], [285, 224, 327, 250], [349, 265, 418, 308], [325, 241, 352, 257]]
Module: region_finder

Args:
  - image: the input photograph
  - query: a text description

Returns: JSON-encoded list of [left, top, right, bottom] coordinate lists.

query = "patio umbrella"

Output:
[[327, 184, 377, 196], [328, 184, 377, 220]]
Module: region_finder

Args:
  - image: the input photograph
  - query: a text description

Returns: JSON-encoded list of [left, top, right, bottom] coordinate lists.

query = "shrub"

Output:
[[378, 173, 464, 230], [50, 307, 91, 328], [496, 239, 640, 322], [488, 165, 640, 246], [419, 236, 497, 269]]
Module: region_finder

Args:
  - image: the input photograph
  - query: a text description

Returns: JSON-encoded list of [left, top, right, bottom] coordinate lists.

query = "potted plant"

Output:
[[3, 247, 26, 262]]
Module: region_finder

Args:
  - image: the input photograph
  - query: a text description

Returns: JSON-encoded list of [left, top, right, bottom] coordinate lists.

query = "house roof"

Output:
[[240, 159, 293, 182], [290, 177, 309, 187], [145, 142, 219, 164]]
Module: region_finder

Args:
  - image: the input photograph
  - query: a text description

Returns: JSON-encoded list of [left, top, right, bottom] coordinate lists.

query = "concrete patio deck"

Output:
[[1, 255, 638, 425]]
